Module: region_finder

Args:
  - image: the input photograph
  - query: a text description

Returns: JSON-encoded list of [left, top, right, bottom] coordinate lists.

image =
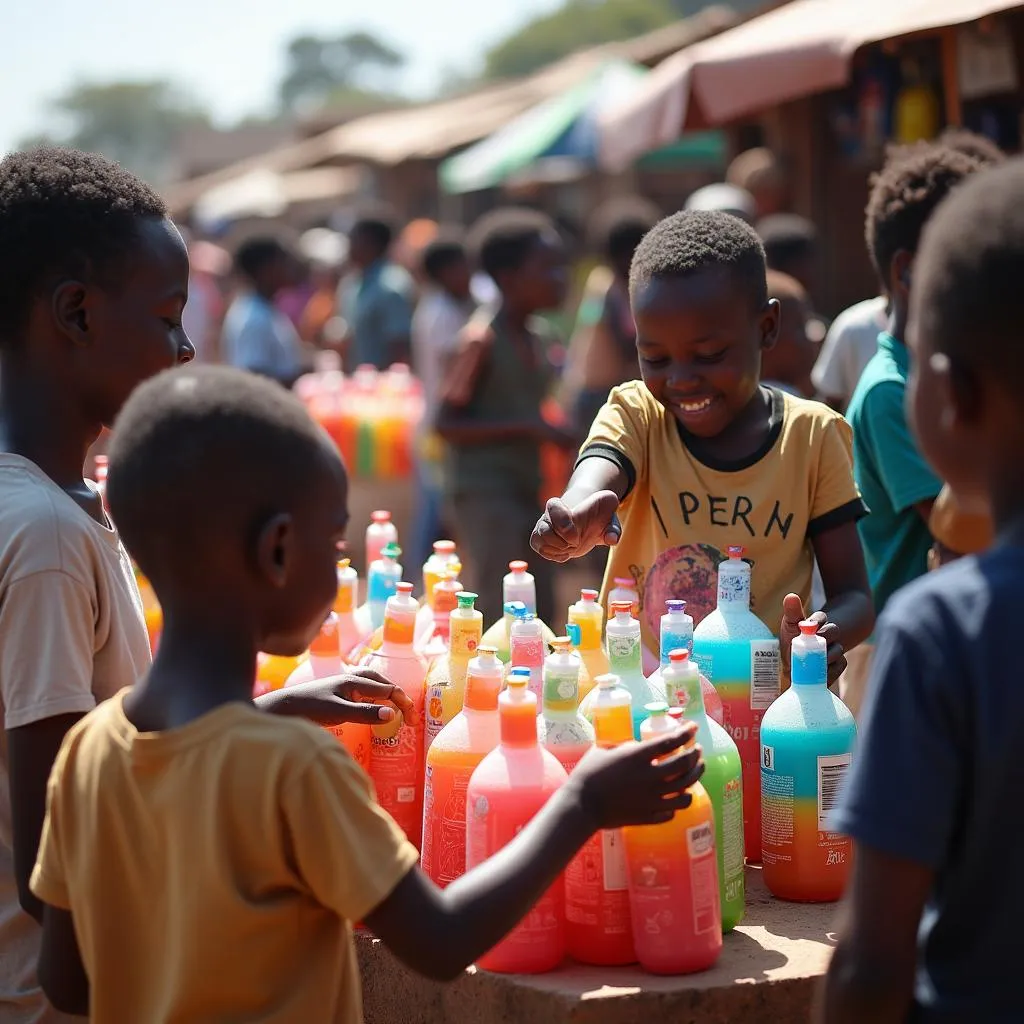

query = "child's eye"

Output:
[[695, 350, 727, 365], [163, 318, 183, 331], [640, 354, 670, 369]]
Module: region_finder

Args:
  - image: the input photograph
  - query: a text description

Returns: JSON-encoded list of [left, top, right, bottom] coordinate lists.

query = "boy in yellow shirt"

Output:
[[30, 365, 703, 1023], [532, 210, 874, 683]]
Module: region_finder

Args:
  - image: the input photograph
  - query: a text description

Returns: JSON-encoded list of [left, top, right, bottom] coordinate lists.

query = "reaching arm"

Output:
[[38, 905, 89, 1016], [815, 844, 931, 1024], [814, 521, 875, 653]]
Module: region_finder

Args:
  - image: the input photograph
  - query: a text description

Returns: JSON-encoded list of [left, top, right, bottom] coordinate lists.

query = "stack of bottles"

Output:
[[301, 364, 424, 480]]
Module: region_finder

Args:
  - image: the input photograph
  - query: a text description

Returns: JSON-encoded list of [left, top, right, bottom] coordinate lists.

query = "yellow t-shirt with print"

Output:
[[582, 382, 865, 655], [30, 690, 418, 1024]]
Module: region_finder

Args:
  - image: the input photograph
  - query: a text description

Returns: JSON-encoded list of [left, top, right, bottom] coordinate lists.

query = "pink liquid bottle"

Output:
[[365, 509, 398, 570], [624, 702, 723, 975], [466, 673, 568, 974], [508, 602, 545, 701], [565, 674, 636, 966]]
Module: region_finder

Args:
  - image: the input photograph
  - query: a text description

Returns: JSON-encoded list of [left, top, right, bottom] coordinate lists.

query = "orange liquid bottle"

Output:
[[466, 672, 568, 974], [365, 582, 427, 848], [565, 674, 636, 966], [624, 703, 723, 975], [421, 645, 503, 887]]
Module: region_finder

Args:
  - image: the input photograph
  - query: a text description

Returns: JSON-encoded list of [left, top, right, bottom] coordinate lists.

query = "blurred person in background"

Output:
[[339, 204, 414, 372], [181, 236, 230, 363], [562, 196, 659, 441], [813, 293, 889, 413], [410, 230, 475, 571], [727, 146, 789, 219], [761, 270, 818, 398], [684, 182, 755, 222], [297, 228, 348, 348], [221, 237, 307, 388], [757, 212, 820, 305]]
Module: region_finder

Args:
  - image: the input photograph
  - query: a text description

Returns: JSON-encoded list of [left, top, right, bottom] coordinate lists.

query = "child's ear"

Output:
[[255, 513, 295, 588], [52, 281, 90, 345], [760, 297, 782, 352]]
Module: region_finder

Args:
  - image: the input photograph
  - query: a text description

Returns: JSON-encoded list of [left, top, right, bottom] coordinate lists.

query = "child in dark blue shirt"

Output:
[[821, 158, 1024, 1023]]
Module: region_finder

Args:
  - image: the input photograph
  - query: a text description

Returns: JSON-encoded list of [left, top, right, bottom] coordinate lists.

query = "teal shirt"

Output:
[[847, 332, 941, 616]]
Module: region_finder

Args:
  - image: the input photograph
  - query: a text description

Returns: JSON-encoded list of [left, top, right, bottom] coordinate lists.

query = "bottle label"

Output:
[[817, 754, 851, 832], [369, 718, 422, 842], [425, 684, 445, 749], [760, 766, 795, 861], [543, 667, 579, 713], [721, 779, 745, 905], [602, 830, 629, 891], [750, 640, 780, 710], [718, 572, 750, 606], [383, 615, 416, 646], [687, 824, 719, 935], [607, 634, 640, 669], [450, 618, 481, 661]]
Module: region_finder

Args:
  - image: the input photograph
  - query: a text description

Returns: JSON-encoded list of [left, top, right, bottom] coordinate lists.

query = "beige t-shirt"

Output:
[[0, 454, 151, 1022], [32, 693, 419, 1024]]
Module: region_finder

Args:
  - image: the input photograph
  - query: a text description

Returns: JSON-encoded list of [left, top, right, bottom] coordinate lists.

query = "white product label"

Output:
[[817, 754, 851, 831], [761, 743, 775, 771], [397, 786, 416, 804], [750, 640, 780, 710], [601, 830, 628, 891], [686, 820, 715, 858]]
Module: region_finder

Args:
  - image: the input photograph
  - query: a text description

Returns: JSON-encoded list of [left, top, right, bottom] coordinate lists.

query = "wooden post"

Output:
[[941, 27, 963, 127]]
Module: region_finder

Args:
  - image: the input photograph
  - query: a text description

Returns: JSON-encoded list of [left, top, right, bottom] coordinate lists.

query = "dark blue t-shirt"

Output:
[[834, 545, 1024, 1022]]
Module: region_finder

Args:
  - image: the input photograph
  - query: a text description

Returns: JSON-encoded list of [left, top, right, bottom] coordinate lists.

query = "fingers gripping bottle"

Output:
[[664, 649, 744, 931], [466, 673, 568, 974], [367, 542, 403, 631], [537, 633, 594, 775], [508, 603, 545, 701], [760, 621, 856, 901], [649, 600, 725, 727], [567, 589, 609, 700], [624, 703, 723, 975], [366, 582, 427, 848], [692, 546, 779, 863], [580, 603, 660, 739], [421, 645, 504, 887], [366, 509, 398, 569], [565, 674, 636, 966]]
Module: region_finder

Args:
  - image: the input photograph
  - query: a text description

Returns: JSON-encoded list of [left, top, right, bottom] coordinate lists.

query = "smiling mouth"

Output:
[[676, 396, 715, 415]]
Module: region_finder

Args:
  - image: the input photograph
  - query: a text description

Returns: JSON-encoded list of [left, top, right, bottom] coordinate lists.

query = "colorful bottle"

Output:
[[565, 674, 635, 966], [366, 542, 402, 631], [567, 589, 609, 700], [423, 539, 460, 607], [365, 582, 427, 848], [580, 603, 659, 739], [424, 591, 484, 759], [508, 603, 545, 700], [649, 600, 725, 727], [422, 645, 504, 887], [624, 703, 723, 975], [663, 648, 744, 931], [608, 576, 640, 619], [481, 561, 556, 662], [760, 621, 856, 902], [692, 546, 779, 862], [419, 574, 464, 662], [134, 567, 162, 655], [93, 454, 109, 513], [334, 557, 371, 658], [366, 509, 398, 569], [537, 635, 594, 774], [466, 672, 568, 974]]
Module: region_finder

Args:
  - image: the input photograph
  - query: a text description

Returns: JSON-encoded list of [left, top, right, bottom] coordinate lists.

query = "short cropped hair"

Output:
[[0, 147, 166, 344], [938, 128, 1005, 168], [588, 197, 660, 266], [913, 158, 1024, 382], [234, 237, 287, 283], [865, 142, 981, 288], [629, 209, 768, 308], [350, 204, 397, 252], [757, 213, 817, 274], [107, 365, 335, 578], [467, 208, 557, 281], [420, 231, 467, 284]]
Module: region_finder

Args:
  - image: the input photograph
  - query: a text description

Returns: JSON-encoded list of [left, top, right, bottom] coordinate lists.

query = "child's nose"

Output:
[[177, 334, 196, 364]]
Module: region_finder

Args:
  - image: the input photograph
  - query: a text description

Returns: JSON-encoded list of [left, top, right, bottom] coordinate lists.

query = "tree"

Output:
[[25, 81, 210, 185], [482, 0, 677, 81], [278, 31, 406, 115]]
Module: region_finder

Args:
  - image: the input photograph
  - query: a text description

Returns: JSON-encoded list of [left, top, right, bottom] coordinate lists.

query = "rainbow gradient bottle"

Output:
[[466, 673, 568, 974], [565, 674, 636, 966], [624, 703, 723, 975], [567, 589, 608, 700], [760, 621, 856, 901], [537, 633, 594, 774], [663, 649, 744, 931], [421, 645, 504, 887], [692, 546, 779, 862], [580, 603, 659, 739]]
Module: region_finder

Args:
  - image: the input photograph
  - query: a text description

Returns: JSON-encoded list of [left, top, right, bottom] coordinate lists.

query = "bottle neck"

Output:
[[717, 568, 751, 610], [607, 627, 642, 675], [500, 703, 538, 746], [792, 643, 828, 687]]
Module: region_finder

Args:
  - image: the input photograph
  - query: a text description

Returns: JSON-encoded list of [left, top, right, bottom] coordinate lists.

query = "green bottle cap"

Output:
[[457, 592, 478, 609], [382, 542, 402, 560]]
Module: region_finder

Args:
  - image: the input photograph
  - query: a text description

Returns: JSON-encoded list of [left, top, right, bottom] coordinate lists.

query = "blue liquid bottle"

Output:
[[367, 542, 403, 631]]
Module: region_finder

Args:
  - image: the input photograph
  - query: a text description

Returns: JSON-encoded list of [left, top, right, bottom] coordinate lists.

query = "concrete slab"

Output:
[[358, 865, 838, 1024]]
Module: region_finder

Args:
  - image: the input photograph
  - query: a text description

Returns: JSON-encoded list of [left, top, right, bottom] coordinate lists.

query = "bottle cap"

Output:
[[457, 592, 478, 609], [550, 637, 571, 653], [508, 667, 531, 688], [509, 560, 529, 573], [580, 589, 599, 602], [433, 540, 456, 554], [668, 648, 690, 664], [666, 599, 687, 613], [727, 545, 745, 559], [799, 620, 819, 636], [508, 601, 528, 620], [396, 582, 414, 596], [611, 601, 633, 614], [596, 673, 621, 690], [371, 510, 392, 524], [382, 542, 402, 560], [566, 622, 581, 647], [645, 701, 669, 716], [478, 645, 499, 657], [337, 557, 351, 571], [667, 707, 686, 722], [613, 577, 635, 588]]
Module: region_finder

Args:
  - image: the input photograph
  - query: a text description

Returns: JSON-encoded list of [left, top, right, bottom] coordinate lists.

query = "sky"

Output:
[[0, 0, 564, 153]]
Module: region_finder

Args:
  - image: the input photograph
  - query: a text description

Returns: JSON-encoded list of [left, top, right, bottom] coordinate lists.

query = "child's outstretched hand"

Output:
[[780, 594, 847, 684], [258, 669, 418, 727], [531, 490, 621, 563], [570, 722, 705, 830]]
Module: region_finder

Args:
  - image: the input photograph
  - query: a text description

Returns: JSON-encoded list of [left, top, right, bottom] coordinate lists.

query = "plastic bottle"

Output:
[[508, 603, 546, 701], [565, 674, 636, 966], [481, 561, 556, 662], [423, 539, 460, 608], [93, 454, 109, 514], [419, 574, 464, 663], [537, 635, 594, 774], [424, 591, 483, 759], [624, 703, 723, 975], [466, 672, 568, 974], [421, 645, 504, 887], [134, 567, 162, 654], [608, 576, 640, 619], [663, 649, 744, 931], [365, 582, 428, 848], [648, 600, 725, 727], [760, 621, 856, 902], [567, 589, 609, 700], [334, 557, 371, 659], [692, 546, 779, 863], [367, 542, 403, 631], [366, 509, 398, 569], [580, 603, 660, 739]]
